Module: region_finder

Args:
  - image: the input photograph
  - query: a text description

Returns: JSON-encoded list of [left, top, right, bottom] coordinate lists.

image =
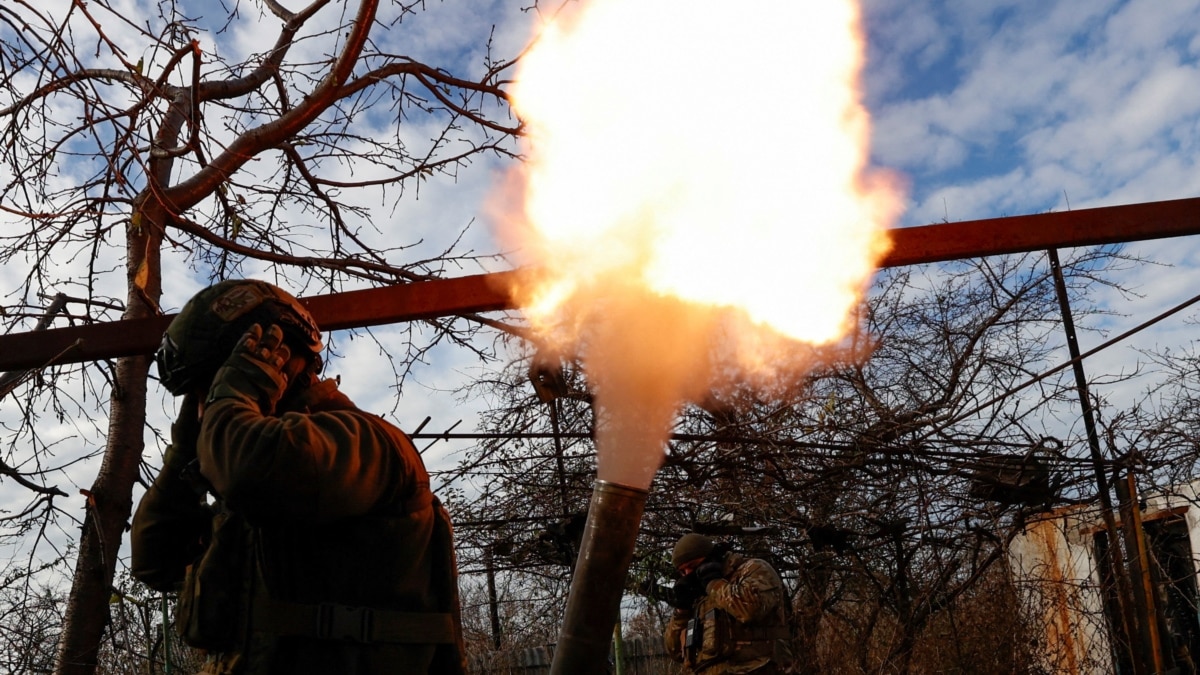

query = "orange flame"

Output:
[[495, 0, 904, 488]]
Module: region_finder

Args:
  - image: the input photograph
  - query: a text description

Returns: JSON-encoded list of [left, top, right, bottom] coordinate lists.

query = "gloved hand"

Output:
[[149, 393, 206, 498], [171, 392, 202, 447], [154, 393, 198, 475], [206, 324, 292, 414], [240, 323, 292, 370], [668, 574, 704, 610], [695, 560, 724, 585]]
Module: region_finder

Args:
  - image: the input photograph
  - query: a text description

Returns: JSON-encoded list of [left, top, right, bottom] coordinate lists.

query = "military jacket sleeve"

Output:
[[663, 608, 692, 663], [130, 443, 212, 592], [704, 558, 784, 624], [198, 377, 427, 523]]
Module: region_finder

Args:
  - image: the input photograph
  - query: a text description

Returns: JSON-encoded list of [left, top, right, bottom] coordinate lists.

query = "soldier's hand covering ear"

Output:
[[669, 574, 705, 610], [162, 392, 202, 473], [242, 323, 292, 370], [172, 393, 202, 446], [206, 324, 291, 414], [695, 560, 724, 586]]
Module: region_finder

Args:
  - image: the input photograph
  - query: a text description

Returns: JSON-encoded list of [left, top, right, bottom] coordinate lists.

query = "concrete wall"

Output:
[[1009, 506, 1115, 673], [1009, 479, 1200, 674]]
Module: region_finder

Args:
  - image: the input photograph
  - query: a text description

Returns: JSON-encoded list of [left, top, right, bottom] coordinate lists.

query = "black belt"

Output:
[[254, 596, 457, 644]]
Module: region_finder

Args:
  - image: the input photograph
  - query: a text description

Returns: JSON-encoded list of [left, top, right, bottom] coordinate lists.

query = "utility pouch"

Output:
[[176, 509, 248, 651], [685, 616, 703, 654], [694, 608, 736, 668]]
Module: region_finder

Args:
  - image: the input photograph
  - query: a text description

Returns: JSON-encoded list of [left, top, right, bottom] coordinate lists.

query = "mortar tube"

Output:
[[550, 479, 649, 675]]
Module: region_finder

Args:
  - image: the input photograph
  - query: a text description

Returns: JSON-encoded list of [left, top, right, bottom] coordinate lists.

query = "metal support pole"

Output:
[[0, 293, 70, 399], [613, 623, 626, 675], [1048, 248, 1147, 674], [1116, 471, 1167, 673], [5, 197, 1200, 373], [486, 544, 502, 650]]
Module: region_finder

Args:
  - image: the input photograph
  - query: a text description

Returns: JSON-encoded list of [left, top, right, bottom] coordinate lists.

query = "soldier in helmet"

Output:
[[664, 533, 794, 674], [131, 279, 466, 675]]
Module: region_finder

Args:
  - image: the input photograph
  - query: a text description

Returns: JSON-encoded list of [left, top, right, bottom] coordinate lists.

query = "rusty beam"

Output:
[[303, 269, 519, 332], [881, 195, 1200, 267], [1, 196, 1199, 372], [0, 270, 519, 373]]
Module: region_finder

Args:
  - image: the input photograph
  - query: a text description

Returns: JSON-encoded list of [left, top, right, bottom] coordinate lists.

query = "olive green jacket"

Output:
[[664, 553, 794, 674], [132, 360, 465, 675]]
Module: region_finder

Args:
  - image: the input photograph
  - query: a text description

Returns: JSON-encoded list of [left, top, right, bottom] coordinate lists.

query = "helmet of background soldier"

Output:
[[155, 279, 324, 396], [672, 533, 716, 569]]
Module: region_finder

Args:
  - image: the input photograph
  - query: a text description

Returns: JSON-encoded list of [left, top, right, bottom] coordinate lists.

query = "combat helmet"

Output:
[[672, 533, 715, 569], [155, 279, 323, 396]]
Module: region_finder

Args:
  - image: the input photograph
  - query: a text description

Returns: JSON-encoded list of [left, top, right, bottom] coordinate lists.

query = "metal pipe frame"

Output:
[[2, 196, 1198, 372]]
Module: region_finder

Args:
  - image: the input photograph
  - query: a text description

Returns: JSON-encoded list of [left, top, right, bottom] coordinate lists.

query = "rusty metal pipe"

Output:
[[4, 196, 1200, 372], [550, 479, 648, 675], [0, 270, 518, 373]]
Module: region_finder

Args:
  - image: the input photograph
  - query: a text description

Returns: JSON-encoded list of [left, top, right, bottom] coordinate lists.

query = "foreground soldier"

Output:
[[131, 279, 465, 675], [664, 533, 794, 674]]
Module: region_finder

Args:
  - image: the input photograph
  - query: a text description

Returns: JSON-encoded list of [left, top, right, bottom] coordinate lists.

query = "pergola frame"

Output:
[[1, 195, 1197, 373]]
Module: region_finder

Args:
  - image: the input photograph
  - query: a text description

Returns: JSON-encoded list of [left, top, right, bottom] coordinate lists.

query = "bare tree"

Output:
[[448, 247, 1139, 672], [0, 574, 64, 673], [0, 1, 528, 672]]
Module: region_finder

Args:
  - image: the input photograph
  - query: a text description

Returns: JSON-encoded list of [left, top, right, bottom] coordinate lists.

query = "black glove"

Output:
[[206, 324, 291, 414], [695, 560, 724, 585], [172, 392, 202, 447], [153, 393, 198, 479], [669, 574, 704, 610], [147, 392, 209, 501]]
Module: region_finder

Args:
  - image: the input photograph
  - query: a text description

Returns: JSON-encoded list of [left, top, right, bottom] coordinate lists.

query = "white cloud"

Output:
[[867, 0, 1200, 226]]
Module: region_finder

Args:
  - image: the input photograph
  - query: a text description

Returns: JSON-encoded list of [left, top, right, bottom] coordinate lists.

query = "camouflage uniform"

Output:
[[132, 308, 465, 674], [664, 553, 794, 674]]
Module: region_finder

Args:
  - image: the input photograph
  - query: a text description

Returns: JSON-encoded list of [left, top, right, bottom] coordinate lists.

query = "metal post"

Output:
[[0, 293, 70, 399], [486, 544, 502, 650], [613, 623, 626, 675], [1116, 471, 1168, 673], [6, 197, 1200, 373], [1048, 248, 1147, 674]]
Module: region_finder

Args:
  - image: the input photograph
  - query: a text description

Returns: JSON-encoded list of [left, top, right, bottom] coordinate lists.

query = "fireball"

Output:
[[496, 0, 904, 488]]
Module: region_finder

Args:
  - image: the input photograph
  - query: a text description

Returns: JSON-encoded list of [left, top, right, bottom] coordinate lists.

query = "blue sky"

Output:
[[855, 0, 1200, 446], [864, 0, 1200, 226]]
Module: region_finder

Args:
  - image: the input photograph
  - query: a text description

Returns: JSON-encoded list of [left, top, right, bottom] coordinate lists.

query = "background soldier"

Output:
[[131, 279, 466, 674], [664, 533, 794, 675]]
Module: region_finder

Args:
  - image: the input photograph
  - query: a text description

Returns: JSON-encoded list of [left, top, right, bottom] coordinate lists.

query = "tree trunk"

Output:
[[52, 4, 378, 670], [53, 355, 152, 673], [55, 211, 162, 675]]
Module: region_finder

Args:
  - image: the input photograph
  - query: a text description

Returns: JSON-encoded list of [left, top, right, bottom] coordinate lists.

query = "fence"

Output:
[[468, 636, 683, 675]]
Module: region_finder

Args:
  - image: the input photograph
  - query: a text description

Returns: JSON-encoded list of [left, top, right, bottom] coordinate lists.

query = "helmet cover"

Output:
[[155, 279, 322, 395], [672, 533, 715, 569]]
